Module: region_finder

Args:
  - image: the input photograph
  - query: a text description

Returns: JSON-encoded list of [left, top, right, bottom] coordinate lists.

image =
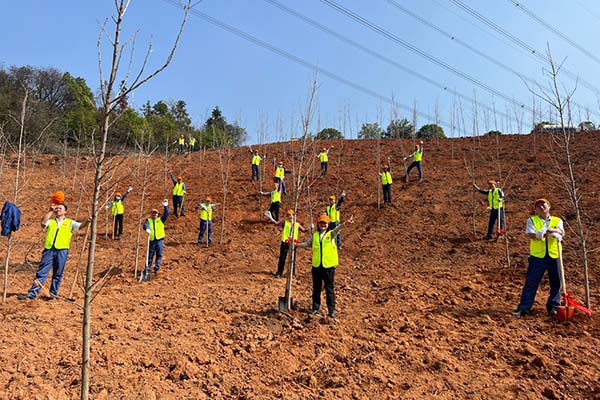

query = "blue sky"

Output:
[[2, 0, 600, 143]]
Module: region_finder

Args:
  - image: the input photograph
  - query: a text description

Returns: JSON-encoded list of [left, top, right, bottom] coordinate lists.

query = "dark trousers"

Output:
[[27, 248, 69, 298], [198, 219, 213, 244], [517, 255, 561, 314], [269, 201, 280, 221], [321, 162, 328, 176], [312, 266, 336, 313], [172, 195, 185, 216], [382, 184, 392, 204], [114, 214, 124, 237], [251, 165, 260, 181], [407, 161, 423, 180], [178, 144, 185, 155], [276, 178, 286, 195], [146, 239, 164, 273], [486, 208, 505, 238], [277, 241, 296, 276]]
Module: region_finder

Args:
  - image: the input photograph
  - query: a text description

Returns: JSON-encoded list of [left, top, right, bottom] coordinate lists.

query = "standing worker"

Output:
[[188, 135, 196, 153], [177, 134, 186, 155], [512, 198, 564, 318], [317, 147, 331, 176], [198, 196, 217, 245], [170, 172, 186, 217], [326, 191, 346, 248], [109, 186, 132, 240], [380, 165, 393, 205], [404, 140, 424, 182], [267, 209, 308, 278], [141, 199, 170, 282], [274, 161, 289, 195], [473, 179, 505, 240], [260, 182, 282, 221], [18, 203, 91, 300], [250, 148, 264, 182]]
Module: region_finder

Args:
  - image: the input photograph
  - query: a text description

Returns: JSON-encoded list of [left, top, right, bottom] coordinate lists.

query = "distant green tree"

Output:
[[62, 72, 97, 144], [170, 100, 192, 133], [205, 106, 226, 131], [358, 122, 384, 139], [485, 130, 502, 136], [417, 123, 445, 138], [385, 118, 414, 138], [316, 127, 343, 140]]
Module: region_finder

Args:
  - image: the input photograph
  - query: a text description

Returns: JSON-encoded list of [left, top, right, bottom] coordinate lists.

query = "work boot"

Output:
[[328, 309, 336, 318], [511, 308, 528, 318], [311, 309, 319, 315], [274, 272, 282, 279], [140, 270, 150, 282], [17, 294, 35, 301]]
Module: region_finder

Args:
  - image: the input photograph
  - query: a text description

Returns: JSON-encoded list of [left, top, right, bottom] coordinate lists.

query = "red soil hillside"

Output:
[[1, 132, 599, 399]]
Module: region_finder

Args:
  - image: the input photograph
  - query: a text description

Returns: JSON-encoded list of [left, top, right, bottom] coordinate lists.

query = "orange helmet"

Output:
[[206, 196, 212, 202], [318, 215, 331, 224], [382, 164, 389, 169], [151, 208, 159, 214], [329, 195, 336, 200], [534, 198, 550, 207], [278, 161, 283, 165], [287, 209, 294, 216], [177, 176, 183, 181], [115, 192, 122, 197]]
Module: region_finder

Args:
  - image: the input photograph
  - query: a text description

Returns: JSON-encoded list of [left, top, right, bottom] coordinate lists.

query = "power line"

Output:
[[319, 0, 531, 113], [160, 0, 452, 129], [507, 0, 600, 66]]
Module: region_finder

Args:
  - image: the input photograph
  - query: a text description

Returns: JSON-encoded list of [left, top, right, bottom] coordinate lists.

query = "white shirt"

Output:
[[525, 215, 564, 235], [45, 217, 82, 232]]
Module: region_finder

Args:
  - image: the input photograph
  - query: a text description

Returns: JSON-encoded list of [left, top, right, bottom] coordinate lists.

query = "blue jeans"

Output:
[[407, 161, 422, 180], [146, 239, 164, 273], [517, 255, 561, 314], [172, 195, 185, 216], [251, 165, 260, 181], [276, 178, 286, 195], [27, 248, 69, 298], [198, 219, 212, 244]]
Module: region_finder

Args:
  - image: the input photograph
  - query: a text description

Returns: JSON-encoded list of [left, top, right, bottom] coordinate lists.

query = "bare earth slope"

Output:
[[1, 132, 599, 399]]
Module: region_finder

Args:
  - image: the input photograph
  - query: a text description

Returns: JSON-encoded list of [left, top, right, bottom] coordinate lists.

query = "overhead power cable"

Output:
[[448, 0, 600, 95], [160, 0, 452, 129], [319, 0, 531, 113], [262, 0, 514, 122], [507, 0, 600, 66]]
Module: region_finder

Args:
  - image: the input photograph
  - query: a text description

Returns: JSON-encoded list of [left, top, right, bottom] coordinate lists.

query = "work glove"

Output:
[[128, 186, 133, 192], [549, 231, 563, 241], [341, 191, 346, 197], [105, 204, 111, 209], [309, 223, 315, 231], [162, 199, 169, 207], [145, 228, 151, 235], [535, 228, 547, 240]]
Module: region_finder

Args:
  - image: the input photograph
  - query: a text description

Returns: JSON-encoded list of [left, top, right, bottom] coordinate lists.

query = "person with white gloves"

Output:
[[141, 199, 170, 282], [512, 198, 564, 318], [107, 186, 132, 240]]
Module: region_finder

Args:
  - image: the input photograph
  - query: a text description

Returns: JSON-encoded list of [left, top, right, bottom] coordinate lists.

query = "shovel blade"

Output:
[[278, 296, 293, 312]]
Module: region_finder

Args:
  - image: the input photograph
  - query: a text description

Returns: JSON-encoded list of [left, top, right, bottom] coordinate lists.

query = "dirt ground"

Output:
[[1, 132, 599, 399]]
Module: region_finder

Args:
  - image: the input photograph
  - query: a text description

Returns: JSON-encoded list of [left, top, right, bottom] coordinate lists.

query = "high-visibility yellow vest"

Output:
[[275, 166, 285, 178], [413, 149, 423, 162], [149, 217, 165, 241], [488, 188, 503, 210], [189, 137, 196, 146], [44, 218, 73, 250], [111, 200, 124, 216], [252, 155, 261, 166], [173, 182, 185, 196], [200, 204, 213, 221], [530, 215, 561, 259], [178, 137, 185, 145], [326, 204, 340, 223], [312, 231, 338, 268], [320, 152, 328, 162], [381, 171, 393, 185], [281, 220, 299, 242], [271, 190, 281, 203]]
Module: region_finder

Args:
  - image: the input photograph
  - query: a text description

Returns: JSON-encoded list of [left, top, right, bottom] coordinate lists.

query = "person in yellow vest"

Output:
[[188, 136, 197, 152], [141, 199, 170, 282], [19, 203, 90, 300], [317, 146, 331, 176], [198, 196, 217, 245], [249, 148, 265, 182], [268, 209, 308, 278], [473, 179, 505, 240], [274, 161, 289, 195], [170, 173, 186, 217], [177, 134, 186, 155], [298, 214, 351, 318], [260, 182, 282, 221], [379, 165, 393, 205], [108, 186, 132, 240], [404, 140, 424, 182], [512, 198, 564, 318], [326, 191, 345, 248]]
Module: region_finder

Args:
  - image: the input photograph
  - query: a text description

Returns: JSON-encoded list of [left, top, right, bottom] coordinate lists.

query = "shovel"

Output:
[[556, 241, 575, 322]]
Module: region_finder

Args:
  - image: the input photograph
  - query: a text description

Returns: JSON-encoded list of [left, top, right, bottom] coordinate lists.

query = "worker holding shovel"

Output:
[[141, 200, 169, 282], [108, 186, 132, 240], [198, 196, 217, 246], [404, 141, 424, 182], [267, 209, 309, 278], [259, 182, 282, 221], [473, 179, 505, 240], [18, 202, 91, 300], [379, 165, 393, 205], [512, 198, 564, 318], [170, 173, 186, 217]]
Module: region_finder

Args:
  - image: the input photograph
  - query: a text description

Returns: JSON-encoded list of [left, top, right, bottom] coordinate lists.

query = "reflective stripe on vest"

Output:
[[281, 220, 299, 242], [530, 215, 561, 259], [173, 182, 185, 196], [488, 188, 503, 209], [326, 204, 340, 223], [312, 231, 338, 268], [111, 200, 124, 215], [381, 171, 393, 185], [252, 155, 261, 165], [271, 190, 281, 203], [149, 217, 165, 241], [275, 166, 285, 178], [413, 150, 423, 162], [200, 204, 213, 221], [320, 152, 328, 162], [44, 218, 73, 250]]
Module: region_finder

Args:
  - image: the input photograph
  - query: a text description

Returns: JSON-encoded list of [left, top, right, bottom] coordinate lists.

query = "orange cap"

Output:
[[206, 196, 212, 202], [329, 195, 336, 200], [115, 192, 122, 197], [278, 161, 283, 165], [50, 191, 65, 205], [318, 215, 331, 224], [382, 164, 389, 169], [287, 209, 294, 215], [534, 198, 550, 207], [177, 176, 183, 180], [151, 208, 159, 214], [487, 180, 496, 184]]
